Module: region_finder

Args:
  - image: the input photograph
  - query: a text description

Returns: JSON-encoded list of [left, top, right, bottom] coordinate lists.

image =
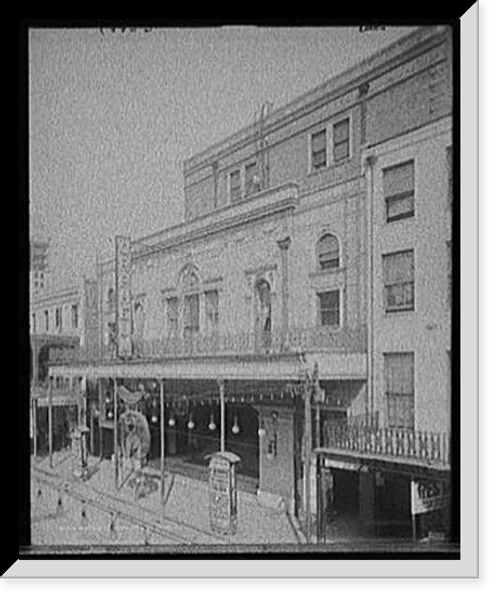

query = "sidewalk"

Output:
[[31, 451, 302, 548]]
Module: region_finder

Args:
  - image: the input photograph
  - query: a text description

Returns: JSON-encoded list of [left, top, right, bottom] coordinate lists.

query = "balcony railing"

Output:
[[322, 422, 450, 468], [46, 325, 367, 365], [129, 325, 366, 359]]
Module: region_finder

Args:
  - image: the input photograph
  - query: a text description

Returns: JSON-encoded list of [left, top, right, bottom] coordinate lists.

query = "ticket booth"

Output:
[[71, 425, 90, 480], [207, 451, 241, 535]]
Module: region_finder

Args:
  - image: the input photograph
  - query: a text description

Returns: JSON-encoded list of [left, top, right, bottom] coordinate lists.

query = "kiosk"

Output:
[[207, 451, 241, 535]]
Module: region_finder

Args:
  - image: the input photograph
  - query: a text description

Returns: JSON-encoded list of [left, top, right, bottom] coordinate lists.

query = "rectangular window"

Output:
[[71, 304, 79, 329], [55, 307, 62, 330], [383, 250, 415, 312], [244, 162, 260, 197], [205, 290, 219, 335], [446, 146, 453, 207], [385, 353, 415, 429], [44, 310, 49, 331], [333, 118, 350, 162], [166, 297, 178, 336], [318, 290, 340, 327], [311, 129, 327, 170], [383, 160, 415, 222], [229, 169, 242, 203], [32, 313, 36, 333]]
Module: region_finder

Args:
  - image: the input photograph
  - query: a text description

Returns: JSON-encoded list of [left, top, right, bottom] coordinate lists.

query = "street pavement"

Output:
[[30, 450, 302, 549]]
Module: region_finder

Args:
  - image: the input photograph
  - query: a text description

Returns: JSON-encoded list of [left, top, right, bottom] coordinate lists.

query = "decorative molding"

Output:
[[277, 236, 292, 252], [309, 267, 346, 292], [244, 263, 277, 277]]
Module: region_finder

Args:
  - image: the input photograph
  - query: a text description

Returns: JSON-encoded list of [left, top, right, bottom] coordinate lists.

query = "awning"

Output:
[[48, 351, 366, 382]]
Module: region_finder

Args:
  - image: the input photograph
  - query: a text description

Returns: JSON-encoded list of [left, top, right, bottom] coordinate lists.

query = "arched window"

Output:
[[317, 234, 340, 270], [178, 265, 201, 341]]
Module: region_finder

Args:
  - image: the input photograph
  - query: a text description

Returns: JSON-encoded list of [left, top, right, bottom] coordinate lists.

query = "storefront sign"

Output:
[[83, 279, 99, 353], [411, 479, 450, 515], [115, 236, 133, 359], [324, 457, 360, 471]]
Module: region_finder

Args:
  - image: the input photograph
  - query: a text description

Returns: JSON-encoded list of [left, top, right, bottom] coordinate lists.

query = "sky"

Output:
[[28, 23, 418, 290]]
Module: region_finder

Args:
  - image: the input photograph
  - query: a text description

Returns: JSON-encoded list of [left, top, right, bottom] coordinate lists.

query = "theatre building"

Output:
[[46, 26, 454, 541]]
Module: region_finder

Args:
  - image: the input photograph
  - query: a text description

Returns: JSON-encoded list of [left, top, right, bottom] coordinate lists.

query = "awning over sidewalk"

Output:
[[47, 351, 366, 383]]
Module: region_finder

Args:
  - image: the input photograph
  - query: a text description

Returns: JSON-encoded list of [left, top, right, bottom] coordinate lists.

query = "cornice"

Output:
[[132, 184, 299, 261]]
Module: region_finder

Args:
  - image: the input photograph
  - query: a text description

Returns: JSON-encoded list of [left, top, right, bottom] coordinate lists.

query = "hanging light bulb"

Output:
[[231, 415, 240, 435], [258, 427, 266, 437], [168, 416, 176, 427], [208, 413, 216, 431], [187, 414, 195, 430], [107, 410, 113, 419], [81, 501, 87, 525], [151, 415, 158, 423], [109, 512, 117, 540]]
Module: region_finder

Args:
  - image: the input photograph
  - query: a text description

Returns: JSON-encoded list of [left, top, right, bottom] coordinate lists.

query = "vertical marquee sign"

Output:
[[115, 235, 133, 359]]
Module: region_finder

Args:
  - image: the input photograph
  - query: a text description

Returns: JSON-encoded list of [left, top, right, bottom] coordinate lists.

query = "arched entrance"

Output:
[[255, 278, 272, 352]]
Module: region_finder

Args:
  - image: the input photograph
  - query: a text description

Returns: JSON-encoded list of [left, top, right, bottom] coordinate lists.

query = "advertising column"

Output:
[[115, 236, 133, 359]]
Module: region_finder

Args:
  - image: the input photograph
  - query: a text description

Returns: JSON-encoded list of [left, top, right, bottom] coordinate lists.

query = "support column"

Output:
[[359, 468, 376, 536], [32, 396, 38, 460], [303, 376, 313, 543], [218, 380, 225, 452], [89, 401, 95, 456], [81, 377, 87, 431], [316, 453, 323, 543], [98, 379, 104, 460], [160, 378, 165, 498], [113, 378, 119, 489], [277, 237, 291, 345], [364, 154, 377, 418], [31, 345, 37, 386], [48, 376, 53, 468]]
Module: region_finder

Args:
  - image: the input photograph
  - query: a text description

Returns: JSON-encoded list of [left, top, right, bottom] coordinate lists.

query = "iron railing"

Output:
[[322, 421, 450, 468], [48, 325, 367, 364]]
